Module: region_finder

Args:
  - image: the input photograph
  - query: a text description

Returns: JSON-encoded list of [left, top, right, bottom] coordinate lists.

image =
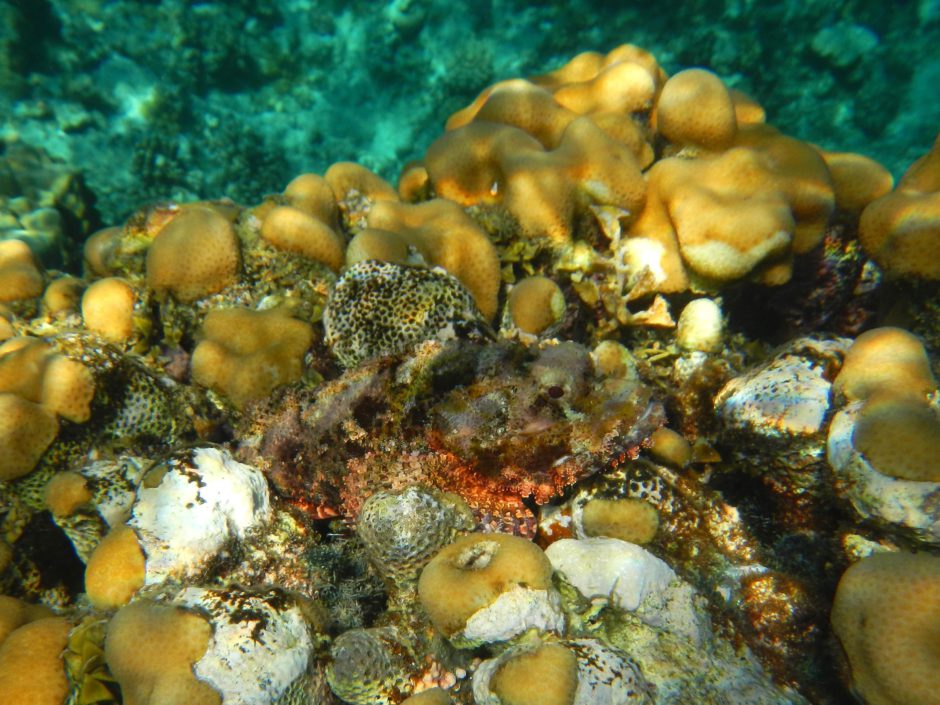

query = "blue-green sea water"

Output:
[[2, 0, 939, 226]]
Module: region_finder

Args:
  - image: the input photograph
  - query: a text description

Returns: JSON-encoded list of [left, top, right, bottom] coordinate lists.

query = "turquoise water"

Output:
[[2, 0, 939, 225]]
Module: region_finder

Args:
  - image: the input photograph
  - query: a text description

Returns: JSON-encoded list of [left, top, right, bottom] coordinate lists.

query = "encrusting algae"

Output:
[[1, 40, 939, 705]]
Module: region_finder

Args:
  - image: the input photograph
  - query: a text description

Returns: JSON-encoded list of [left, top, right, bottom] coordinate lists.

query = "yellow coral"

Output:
[[105, 600, 221, 705], [84, 524, 146, 610], [818, 150, 894, 217], [145, 206, 241, 302], [859, 134, 940, 280], [508, 275, 565, 334], [44, 470, 92, 518], [0, 392, 58, 481], [632, 147, 794, 286], [41, 275, 84, 317], [833, 327, 937, 403], [81, 277, 137, 344], [581, 497, 660, 545], [260, 204, 345, 271], [490, 641, 578, 705], [852, 392, 940, 482], [418, 533, 555, 640], [0, 239, 43, 303], [0, 616, 71, 705], [283, 172, 340, 228], [191, 307, 313, 409], [831, 551, 940, 705], [654, 68, 738, 151]]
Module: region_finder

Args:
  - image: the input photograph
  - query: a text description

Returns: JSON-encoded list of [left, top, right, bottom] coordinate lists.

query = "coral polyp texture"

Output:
[[2, 36, 940, 705]]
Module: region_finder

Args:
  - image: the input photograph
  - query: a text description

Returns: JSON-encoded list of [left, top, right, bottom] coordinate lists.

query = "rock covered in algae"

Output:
[[323, 260, 492, 367]]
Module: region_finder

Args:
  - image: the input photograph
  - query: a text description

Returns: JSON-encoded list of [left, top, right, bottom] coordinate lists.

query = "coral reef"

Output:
[[1, 35, 940, 705]]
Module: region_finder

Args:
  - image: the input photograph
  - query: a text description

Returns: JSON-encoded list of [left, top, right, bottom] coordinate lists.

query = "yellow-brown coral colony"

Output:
[[2, 40, 940, 705]]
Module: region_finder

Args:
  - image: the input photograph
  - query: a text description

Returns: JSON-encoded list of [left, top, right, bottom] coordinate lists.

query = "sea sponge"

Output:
[[84, 524, 146, 609], [365, 198, 502, 320], [417, 532, 563, 646], [0, 392, 58, 481], [0, 239, 43, 303], [858, 137, 940, 280], [0, 616, 70, 705], [44, 470, 92, 517], [831, 551, 940, 705], [41, 275, 84, 317], [508, 275, 565, 335], [283, 172, 340, 228], [81, 277, 137, 344], [259, 205, 345, 271], [852, 393, 940, 482], [819, 150, 894, 216], [145, 206, 241, 303], [832, 327, 937, 403], [579, 498, 660, 545], [191, 307, 313, 409], [654, 68, 737, 152], [105, 599, 221, 705], [489, 641, 578, 705]]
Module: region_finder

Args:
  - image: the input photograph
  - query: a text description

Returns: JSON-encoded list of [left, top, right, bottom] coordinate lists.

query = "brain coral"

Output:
[[323, 260, 492, 368]]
